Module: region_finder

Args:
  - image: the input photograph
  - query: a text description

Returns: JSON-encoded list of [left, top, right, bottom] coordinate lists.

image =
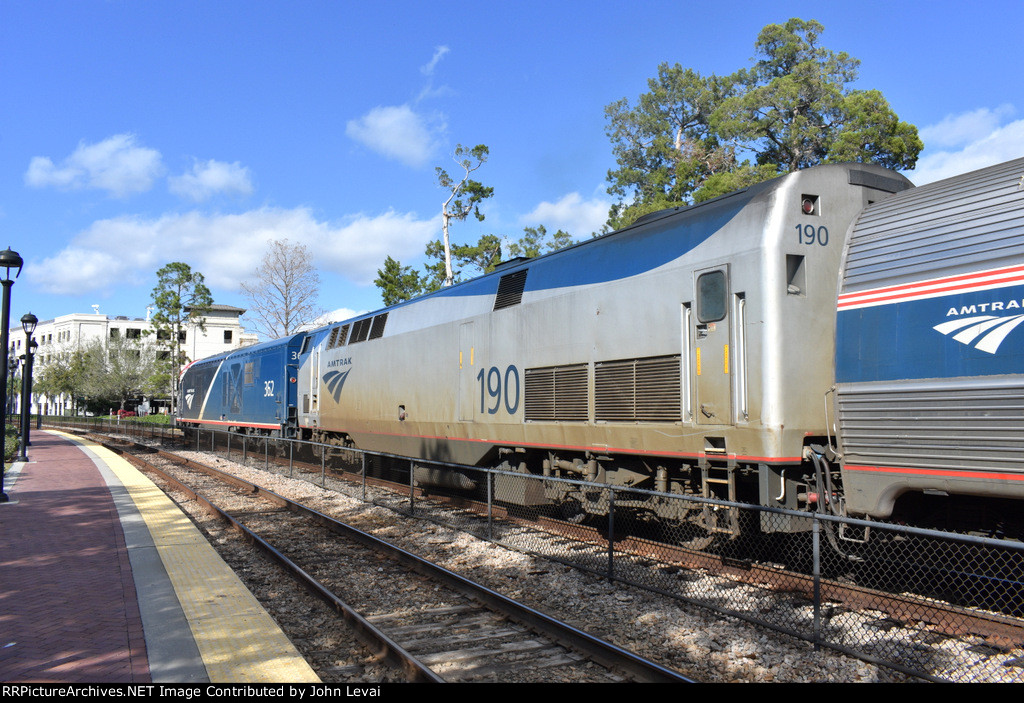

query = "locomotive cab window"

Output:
[[697, 270, 728, 322]]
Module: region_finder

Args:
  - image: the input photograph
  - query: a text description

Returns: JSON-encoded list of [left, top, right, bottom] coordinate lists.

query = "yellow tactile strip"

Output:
[[54, 431, 320, 683]]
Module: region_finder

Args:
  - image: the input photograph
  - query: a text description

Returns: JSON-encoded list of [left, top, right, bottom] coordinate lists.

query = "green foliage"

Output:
[[80, 336, 164, 412], [151, 262, 213, 341], [33, 346, 90, 413], [505, 226, 575, 259], [436, 144, 495, 287], [99, 412, 172, 424], [374, 256, 425, 307], [4, 424, 18, 462], [604, 17, 922, 229], [374, 226, 577, 305], [150, 262, 213, 411]]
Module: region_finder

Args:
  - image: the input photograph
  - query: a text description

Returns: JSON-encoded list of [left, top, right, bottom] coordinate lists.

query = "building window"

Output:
[[126, 328, 141, 339], [110, 329, 119, 338], [224, 330, 232, 343]]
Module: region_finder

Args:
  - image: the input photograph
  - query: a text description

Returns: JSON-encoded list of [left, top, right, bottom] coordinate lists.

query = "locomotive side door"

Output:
[[693, 266, 732, 425]]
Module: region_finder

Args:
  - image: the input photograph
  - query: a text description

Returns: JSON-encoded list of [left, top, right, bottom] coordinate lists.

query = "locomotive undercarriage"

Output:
[[498, 448, 826, 542], [295, 425, 856, 543]]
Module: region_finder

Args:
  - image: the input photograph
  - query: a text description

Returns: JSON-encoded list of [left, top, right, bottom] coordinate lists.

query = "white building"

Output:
[[9, 304, 258, 416]]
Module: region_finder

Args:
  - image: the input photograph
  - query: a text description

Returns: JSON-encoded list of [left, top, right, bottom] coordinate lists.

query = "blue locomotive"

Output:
[[178, 157, 1024, 537], [178, 332, 305, 435]]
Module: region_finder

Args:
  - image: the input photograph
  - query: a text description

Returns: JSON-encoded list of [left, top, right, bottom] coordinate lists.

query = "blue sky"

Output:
[[2, 1, 1023, 334]]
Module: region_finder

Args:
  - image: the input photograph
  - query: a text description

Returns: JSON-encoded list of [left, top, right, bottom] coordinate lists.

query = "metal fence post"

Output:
[[487, 470, 493, 541], [812, 516, 821, 650], [361, 454, 366, 501], [607, 488, 616, 581], [409, 459, 415, 515], [289, 440, 294, 477]]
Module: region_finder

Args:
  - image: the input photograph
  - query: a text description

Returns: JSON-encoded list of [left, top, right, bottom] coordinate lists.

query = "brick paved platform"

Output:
[[0, 430, 318, 684]]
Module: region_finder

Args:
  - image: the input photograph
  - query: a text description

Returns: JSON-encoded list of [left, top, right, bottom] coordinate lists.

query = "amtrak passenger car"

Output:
[[292, 163, 912, 528], [178, 332, 305, 436], [835, 158, 1024, 529]]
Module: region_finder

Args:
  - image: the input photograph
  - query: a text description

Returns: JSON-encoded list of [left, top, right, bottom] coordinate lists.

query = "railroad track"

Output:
[[203, 433, 1024, 653], [104, 437, 692, 684]]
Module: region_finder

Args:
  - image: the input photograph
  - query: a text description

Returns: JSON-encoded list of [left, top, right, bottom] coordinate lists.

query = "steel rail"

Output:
[[108, 439, 694, 684]]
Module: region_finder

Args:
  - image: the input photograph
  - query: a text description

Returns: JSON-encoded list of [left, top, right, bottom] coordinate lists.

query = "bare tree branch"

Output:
[[241, 239, 324, 339]]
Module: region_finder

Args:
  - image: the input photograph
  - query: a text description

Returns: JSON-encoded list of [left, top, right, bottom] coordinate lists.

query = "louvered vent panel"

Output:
[[596, 355, 681, 422], [595, 361, 635, 421], [635, 356, 682, 421], [524, 368, 554, 421], [494, 269, 528, 310], [350, 317, 371, 343], [369, 312, 388, 339], [525, 363, 588, 421], [837, 380, 1024, 473]]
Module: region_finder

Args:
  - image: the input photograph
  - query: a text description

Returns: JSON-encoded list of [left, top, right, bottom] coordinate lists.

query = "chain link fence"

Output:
[[46, 418, 1024, 683]]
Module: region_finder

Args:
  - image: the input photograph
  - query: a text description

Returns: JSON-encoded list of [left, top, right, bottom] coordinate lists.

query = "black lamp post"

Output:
[[0, 248, 22, 502], [16, 313, 36, 463], [7, 351, 18, 417]]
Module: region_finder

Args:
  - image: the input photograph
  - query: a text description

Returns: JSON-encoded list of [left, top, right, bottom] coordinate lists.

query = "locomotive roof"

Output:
[[314, 161, 904, 336]]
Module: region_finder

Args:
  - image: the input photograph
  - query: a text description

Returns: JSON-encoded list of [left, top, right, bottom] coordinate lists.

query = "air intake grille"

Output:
[[595, 355, 681, 422], [494, 269, 528, 310], [369, 313, 388, 339], [524, 364, 588, 421], [349, 317, 370, 343]]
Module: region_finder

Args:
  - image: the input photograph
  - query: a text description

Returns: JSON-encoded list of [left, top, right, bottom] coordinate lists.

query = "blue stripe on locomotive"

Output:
[[184, 333, 305, 427], [361, 189, 753, 322], [836, 284, 1024, 383]]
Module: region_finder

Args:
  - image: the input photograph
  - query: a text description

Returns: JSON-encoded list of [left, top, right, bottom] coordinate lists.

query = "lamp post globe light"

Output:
[[16, 312, 36, 464], [0, 247, 22, 503]]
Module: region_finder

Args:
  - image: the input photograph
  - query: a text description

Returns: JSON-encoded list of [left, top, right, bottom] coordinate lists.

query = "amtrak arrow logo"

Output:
[[933, 314, 1024, 354], [323, 369, 351, 402]]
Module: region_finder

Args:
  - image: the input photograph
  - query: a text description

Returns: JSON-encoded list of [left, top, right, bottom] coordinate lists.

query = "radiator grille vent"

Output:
[[524, 364, 588, 421], [369, 312, 388, 339], [595, 355, 681, 422], [494, 269, 528, 310], [349, 317, 371, 343]]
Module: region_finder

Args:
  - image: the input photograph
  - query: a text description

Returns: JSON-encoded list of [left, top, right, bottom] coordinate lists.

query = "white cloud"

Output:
[[24, 133, 164, 197], [25, 207, 438, 296], [911, 107, 1024, 185], [519, 192, 612, 238], [169, 159, 254, 201], [346, 104, 441, 168], [312, 308, 364, 327], [420, 45, 450, 76], [919, 105, 1015, 149]]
